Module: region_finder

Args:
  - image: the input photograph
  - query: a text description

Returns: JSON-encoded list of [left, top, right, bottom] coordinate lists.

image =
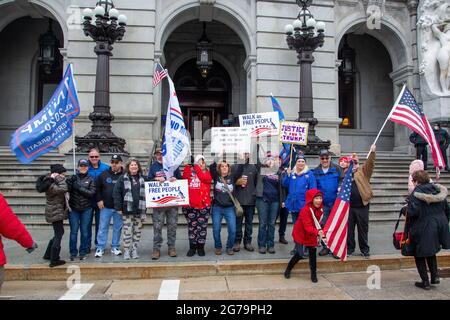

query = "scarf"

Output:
[[123, 173, 147, 218]]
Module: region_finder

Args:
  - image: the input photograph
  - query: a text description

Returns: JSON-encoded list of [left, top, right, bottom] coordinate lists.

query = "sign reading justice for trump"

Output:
[[280, 121, 309, 146]]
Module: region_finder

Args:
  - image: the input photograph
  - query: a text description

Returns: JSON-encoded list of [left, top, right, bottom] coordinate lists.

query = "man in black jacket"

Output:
[[410, 132, 428, 170], [95, 155, 124, 258], [433, 123, 450, 171], [67, 159, 96, 261]]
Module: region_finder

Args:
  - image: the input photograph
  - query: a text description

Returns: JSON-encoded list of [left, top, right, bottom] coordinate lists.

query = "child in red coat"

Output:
[[284, 188, 325, 283]]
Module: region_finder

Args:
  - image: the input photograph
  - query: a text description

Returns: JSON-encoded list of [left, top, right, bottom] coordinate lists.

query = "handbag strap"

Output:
[[220, 177, 239, 207], [394, 208, 405, 232]]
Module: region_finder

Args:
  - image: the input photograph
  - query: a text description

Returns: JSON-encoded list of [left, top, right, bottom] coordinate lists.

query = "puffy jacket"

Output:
[[0, 193, 34, 266], [292, 189, 324, 247], [182, 165, 212, 209], [407, 183, 450, 257], [67, 173, 96, 212], [44, 175, 69, 223], [282, 167, 317, 213], [313, 163, 342, 207], [88, 161, 110, 181]]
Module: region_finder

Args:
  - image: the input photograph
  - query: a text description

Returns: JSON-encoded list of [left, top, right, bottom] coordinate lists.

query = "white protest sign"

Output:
[[210, 127, 251, 153], [145, 180, 190, 208], [239, 112, 280, 137], [280, 121, 309, 146]]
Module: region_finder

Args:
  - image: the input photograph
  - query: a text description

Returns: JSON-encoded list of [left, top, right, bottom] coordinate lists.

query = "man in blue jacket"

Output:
[[87, 148, 110, 253], [313, 149, 343, 257]]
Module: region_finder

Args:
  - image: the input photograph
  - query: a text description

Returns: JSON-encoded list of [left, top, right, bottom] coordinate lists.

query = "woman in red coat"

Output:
[[0, 193, 36, 292], [182, 155, 212, 257], [284, 188, 325, 283]]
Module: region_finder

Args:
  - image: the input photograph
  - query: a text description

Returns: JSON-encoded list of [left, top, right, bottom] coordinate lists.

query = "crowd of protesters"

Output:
[[0, 131, 449, 290]]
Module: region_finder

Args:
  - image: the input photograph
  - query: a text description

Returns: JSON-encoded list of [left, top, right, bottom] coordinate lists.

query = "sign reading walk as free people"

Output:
[[239, 112, 280, 137], [145, 180, 190, 208], [10, 64, 80, 164]]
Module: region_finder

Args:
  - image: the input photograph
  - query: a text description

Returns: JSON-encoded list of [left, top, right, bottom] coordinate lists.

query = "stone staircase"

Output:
[[1, 146, 449, 226]]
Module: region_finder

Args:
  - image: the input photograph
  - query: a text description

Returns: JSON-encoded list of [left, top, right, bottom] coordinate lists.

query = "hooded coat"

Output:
[[292, 189, 324, 247], [44, 175, 69, 223], [407, 183, 450, 257], [282, 166, 317, 213]]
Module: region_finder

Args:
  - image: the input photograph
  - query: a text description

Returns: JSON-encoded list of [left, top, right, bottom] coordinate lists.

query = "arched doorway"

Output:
[[161, 19, 247, 140], [338, 29, 395, 152], [0, 15, 63, 145], [174, 59, 232, 137]]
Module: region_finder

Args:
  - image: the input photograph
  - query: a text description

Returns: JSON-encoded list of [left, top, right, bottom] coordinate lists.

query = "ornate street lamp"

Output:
[[38, 19, 60, 74], [339, 34, 356, 85], [75, 0, 128, 154], [284, 0, 330, 154], [196, 22, 213, 78]]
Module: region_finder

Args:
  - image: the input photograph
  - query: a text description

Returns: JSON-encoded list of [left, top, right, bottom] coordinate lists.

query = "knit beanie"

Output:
[[50, 164, 67, 174]]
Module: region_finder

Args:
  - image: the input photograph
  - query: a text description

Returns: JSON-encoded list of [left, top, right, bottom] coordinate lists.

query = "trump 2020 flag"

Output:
[[10, 64, 80, 164], [162, 75, 190, 179], [323, 160, 354, 261], [271, 94, 291, 167]]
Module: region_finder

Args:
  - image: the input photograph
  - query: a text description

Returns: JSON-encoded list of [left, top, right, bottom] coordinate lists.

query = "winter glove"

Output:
[[26, 242, 38, 254]]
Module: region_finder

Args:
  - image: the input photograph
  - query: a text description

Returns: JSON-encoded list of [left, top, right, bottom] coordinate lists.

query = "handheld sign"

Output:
[[145, 180, 190, 208], [211, 127, 251, 154], [239, 112, 280, 137], [280, 121, 309, 146]]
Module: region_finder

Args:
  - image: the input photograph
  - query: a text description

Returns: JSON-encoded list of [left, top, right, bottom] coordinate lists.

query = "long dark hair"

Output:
[[125, 158, 142, 176]]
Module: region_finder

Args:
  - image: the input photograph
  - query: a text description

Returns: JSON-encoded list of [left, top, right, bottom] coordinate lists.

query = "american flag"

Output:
[[323, 161, 353, 262], [153, 63, 168, 87], [389, 85, 445, 170]]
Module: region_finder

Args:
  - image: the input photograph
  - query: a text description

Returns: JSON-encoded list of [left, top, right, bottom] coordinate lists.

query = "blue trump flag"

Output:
[[10, 64, 80, 164], [271, 94, 291, 167]]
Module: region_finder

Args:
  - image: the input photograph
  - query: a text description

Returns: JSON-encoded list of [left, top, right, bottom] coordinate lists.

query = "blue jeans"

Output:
[[87, 206, 101, 249], [256, 198, 279, 249], [69, 209, 93, 257], [212, 205, 236, 249], [291, 211, 299, 225], [235, 205, 255, 245], [96, 208, 123, 251]]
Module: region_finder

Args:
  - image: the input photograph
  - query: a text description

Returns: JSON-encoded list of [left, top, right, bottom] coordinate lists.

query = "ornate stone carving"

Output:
[[418, 0, 450, 95], [199, 0, 215, 5]]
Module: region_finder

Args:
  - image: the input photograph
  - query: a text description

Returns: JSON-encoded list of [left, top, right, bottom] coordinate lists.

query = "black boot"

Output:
[[49, 246, 65, 268], [415, 280, 431, 290], [309, 248, 318, 283], [43, 239, 53, 260], [187, 243, 197, 257], [197, 244, 206, 257], [284, 253, 303, 279]]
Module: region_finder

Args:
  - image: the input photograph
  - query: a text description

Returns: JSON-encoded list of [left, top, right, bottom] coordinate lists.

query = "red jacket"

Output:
[[292, 189, 324, 247], [182, 165, 212, 209], [0, 193, 34, 266]]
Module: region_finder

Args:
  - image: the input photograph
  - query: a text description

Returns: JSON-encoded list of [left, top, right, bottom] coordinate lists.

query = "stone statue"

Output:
[[432, 22, 450, 93], [418, 0, 450, 96]]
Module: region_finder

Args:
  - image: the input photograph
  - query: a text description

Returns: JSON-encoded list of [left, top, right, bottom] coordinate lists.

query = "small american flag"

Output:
[[153, 63, 168, 87], [389, 85, 445, 171], [323, 161, 353, 261]]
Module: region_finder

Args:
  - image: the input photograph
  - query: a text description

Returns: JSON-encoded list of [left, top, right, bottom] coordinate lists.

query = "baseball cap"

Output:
[[195, 155, 205, 163], [319, 149, 330, 157], [154, 148, 162, 154], [111, 154, 123, 162], [78, 159, 89, 167]]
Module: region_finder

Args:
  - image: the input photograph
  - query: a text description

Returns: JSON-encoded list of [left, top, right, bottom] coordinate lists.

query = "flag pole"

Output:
[[366, 84, 407, 159], [288, 143, 294, 172], [72, 120, 76, 175]]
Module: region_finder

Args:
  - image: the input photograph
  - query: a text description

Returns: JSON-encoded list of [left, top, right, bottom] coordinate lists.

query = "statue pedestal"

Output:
[[422, 95, 450, 125]]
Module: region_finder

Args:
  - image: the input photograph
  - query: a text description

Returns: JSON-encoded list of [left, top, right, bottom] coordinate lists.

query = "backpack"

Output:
[[36, 175, 52, 193]]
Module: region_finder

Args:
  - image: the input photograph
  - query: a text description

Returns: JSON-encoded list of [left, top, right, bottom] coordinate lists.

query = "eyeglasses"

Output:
[[111, 161, 120, 164], [320, 157, 330, 160], [89, 156, 99, 159]]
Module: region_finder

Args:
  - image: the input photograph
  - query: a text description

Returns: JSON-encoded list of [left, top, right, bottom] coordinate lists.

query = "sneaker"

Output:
[[49, 260, 66, 268], [131, 249, 139, 260], [258, 247, 267, 254], [95, 249, 104, 258], [79, 255, 87, 261], [319, 248, 330, 256], [215, 248, 222, 255], [226, 248, 234, 255], [168, 248, 177, 258], [123, 250, 131, 260], [233, 243, 241, 252], [70, 256, 76, 261], [111, 248, 122, 256], [267, 247, 276, 254], [152, 250, 160, 260], [244, 243, 254, 252]]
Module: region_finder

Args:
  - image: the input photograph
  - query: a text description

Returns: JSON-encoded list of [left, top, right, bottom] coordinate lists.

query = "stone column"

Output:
[[244, 55, 257, 114], [408, 0, 421, 103]]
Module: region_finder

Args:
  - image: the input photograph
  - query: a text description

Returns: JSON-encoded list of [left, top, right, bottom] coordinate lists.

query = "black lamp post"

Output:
[[75, 0, 128, 154], [285, 0, 330, 154], [196, 22, 213, 78], [38, 19, 60, 74], [339, 34, 356, 85]]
